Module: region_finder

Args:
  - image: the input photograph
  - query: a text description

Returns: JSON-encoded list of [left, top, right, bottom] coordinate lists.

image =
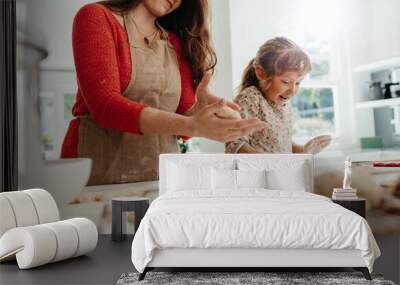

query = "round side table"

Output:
[[111, 196, 149, 242]]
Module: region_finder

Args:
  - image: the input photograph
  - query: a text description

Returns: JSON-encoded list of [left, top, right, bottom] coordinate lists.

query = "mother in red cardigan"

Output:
[[61, 0, 266, 185]]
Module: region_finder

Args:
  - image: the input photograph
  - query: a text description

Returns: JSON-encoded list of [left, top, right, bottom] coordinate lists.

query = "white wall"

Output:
[[229, 0, 400, 85], [367, 0, 400, 63], [197, 0, 234, 152], [19, 0, 92, 70], [230, 0, 307, 89]]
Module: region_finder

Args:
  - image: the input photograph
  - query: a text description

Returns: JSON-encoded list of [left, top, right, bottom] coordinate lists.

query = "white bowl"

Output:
[[42, 158, 92, 208]]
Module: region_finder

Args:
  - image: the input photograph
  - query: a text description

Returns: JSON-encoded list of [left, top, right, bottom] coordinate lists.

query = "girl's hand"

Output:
[[303, 135, 331, 154]]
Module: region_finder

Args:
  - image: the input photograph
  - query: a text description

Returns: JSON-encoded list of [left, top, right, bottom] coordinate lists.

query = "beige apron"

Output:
[[77, 14, 181, 185]]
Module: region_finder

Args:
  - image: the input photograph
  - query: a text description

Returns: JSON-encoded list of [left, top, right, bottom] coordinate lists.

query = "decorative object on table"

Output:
[[116, 271, 395, 285], [332, 187, 359, 200], [343, 156, 352, 189], [332, 157, 359, 200], [112, 196, 149, 242], [0, 189, 98, 269], [332, 198, 366, 218]]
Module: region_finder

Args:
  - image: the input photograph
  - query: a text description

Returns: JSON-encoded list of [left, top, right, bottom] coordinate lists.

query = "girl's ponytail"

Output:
[[240, 59, 258, 92]]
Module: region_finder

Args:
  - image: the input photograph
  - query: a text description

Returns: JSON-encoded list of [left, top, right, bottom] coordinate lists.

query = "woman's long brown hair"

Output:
[[99, 0, 217, 88]]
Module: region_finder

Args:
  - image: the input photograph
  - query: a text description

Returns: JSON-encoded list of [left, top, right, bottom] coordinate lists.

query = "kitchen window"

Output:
[[291, 86, 336, 138], [290, 36, 340, 140]]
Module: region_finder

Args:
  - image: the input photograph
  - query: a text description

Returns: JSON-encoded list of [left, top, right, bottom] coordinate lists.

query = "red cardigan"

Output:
[[61, 3, 195, 158]]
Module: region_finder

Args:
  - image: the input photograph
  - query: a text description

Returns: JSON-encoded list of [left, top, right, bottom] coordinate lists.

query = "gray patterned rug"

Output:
[[116, 271, 396, 285]]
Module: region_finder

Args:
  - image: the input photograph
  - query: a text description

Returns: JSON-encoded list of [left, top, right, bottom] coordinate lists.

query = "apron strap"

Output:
[[122, 12, 137, 48]]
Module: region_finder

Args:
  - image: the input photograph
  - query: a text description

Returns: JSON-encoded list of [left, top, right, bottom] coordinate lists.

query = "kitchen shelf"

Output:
[[353, 56, 400, 73], [355, 98, 400, 109]]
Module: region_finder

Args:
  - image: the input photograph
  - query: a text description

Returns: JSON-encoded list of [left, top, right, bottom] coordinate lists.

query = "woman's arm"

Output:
[[141, 99, 265, 142], [72, 4, 147, 134]]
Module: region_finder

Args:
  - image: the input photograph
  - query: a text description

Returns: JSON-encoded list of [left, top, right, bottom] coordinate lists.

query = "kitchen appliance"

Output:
[[384, 82, 400, 99], [392, 68, 400, 97], [368, 81, 384, 100], [370, 69, 400, 99]]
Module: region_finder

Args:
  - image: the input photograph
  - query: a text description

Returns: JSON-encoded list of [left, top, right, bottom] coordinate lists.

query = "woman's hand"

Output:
[[187, 99, 266, 142], [238, 144, 261, 153], [185, 72, 240, 116], [303, 135, 331, 154], [185, 72, 265, 142]]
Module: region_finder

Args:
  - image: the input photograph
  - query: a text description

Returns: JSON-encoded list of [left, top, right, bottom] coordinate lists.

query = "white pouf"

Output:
[[0, 196, 17, 237], [0, 218, 98, 269], [0, 189, 98, 269], [1, 191, 39, 227], [24, 188, 60, 223]]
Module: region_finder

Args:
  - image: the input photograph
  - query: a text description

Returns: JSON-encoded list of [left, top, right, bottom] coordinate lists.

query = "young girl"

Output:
[[226, 37, 331, 154]]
